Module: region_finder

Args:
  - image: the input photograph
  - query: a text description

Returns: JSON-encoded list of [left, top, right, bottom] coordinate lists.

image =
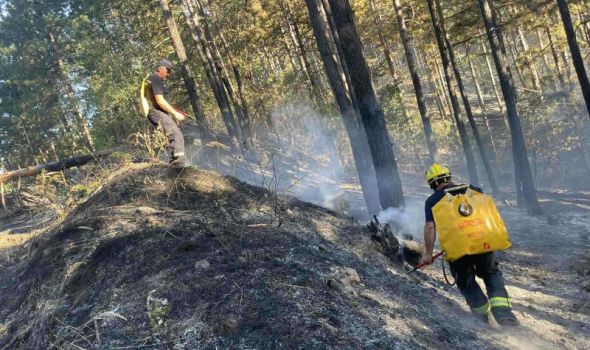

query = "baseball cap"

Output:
[[158, 59, 173, 70]]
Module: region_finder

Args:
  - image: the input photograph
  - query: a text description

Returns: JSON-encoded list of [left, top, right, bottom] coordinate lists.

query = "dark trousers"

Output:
[[148, 110, 185, 161], [449, 252, 515, 321]]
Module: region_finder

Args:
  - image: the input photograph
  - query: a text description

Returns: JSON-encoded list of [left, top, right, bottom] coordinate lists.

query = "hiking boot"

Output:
[[475, 312, 490, 325], [491, 306, 519, 327], [496, 316, 520, 328]]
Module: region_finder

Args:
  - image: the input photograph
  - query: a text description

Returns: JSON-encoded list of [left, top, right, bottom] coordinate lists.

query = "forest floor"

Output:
[[0, 146, 588, 349]]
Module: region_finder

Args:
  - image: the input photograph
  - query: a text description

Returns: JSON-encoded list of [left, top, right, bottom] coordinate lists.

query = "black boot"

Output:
[[496, 316, 520, 327], [492, 307, 520, 327]]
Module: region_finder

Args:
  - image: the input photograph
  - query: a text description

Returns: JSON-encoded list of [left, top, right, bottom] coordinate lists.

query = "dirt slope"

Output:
[[0, 163, 588, 349]]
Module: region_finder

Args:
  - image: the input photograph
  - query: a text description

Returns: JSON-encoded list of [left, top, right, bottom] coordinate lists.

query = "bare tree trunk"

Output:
[[180, 0, 241, 148], [577, 10, 590, 47], [435, 0, 498, 195], [427, 0, 479, 185], [0, 150, 112, 183], [393, 0, 436, 163], [158, 0, 210, 137], [557, 0, 590, 119], [278, 0, 324, 106], [536, 28, 551, 71], [426, 56, 451, 119], [276, 16, 303, 78], [327, 0, 405, 209], [47, 31, 95, 152], [196, 0, 252, 148], [546, 26, 566, 89], [431, 78, 448, 119], [561, 51, 574, 82], [320, 0, 358, 111], [507, 30, 530, 91], [304, 0, 381, 215], [517, 27, 544, 95], [478, 0, 542, 215], [369, 0, 399, 82], [466, 45, 499, 158], [260, 45, 278, 74], [480, 33, 506, 119], [536, 28, 559, 91], [215, 30, 253, 144], [433, 57, 453, 117]]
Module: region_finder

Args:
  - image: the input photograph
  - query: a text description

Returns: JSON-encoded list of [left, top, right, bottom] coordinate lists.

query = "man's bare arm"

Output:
[[422, 221, 436, 264], [155, 95, 185, 121]]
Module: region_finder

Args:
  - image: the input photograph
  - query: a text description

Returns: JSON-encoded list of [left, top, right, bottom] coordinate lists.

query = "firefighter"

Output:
[[143, 59, 186, 166], [422, 163, 519, 327]]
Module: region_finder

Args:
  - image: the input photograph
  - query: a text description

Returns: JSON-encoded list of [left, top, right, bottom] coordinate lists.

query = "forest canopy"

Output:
[[1, 0, 589, 210]]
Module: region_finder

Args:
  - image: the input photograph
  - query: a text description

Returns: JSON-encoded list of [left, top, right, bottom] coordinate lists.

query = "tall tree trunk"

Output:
[[304, 0, 381, 215], [536, 28, 559, 92], [427, 0, 479, 186], [320, 0, 359, 111], [180, 0, 241, 148], [466, 45, 499, 158], [196, 0, 252, 147], [557, 0, 590, 119], [158, 0, 210, 137], [560, 50, 574, 81], [47, 31, 95, 152], [393, 0, 436, 163], [215, 29, 253, 145], [435, 0, 498, 195], [326, 0, 404, 209], [507, 31, 527, 90], [546, 26, 566, 89], [478, 0, 542, 215], [278, 0, 324, 106], [577, 10, 590, 47], [270, 39, 290, 72], [517, 27, 544, 95], [480, 33, 506, 118], [433, 57, 453, 118], [369, 0, 399, 82], [425, 56, 451, 119]]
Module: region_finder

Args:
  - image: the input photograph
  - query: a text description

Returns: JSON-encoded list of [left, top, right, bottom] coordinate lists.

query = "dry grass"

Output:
[[0, 162, 588, 350]]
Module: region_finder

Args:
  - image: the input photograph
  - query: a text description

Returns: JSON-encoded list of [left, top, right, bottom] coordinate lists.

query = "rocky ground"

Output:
[[0, 155, 588, 349]]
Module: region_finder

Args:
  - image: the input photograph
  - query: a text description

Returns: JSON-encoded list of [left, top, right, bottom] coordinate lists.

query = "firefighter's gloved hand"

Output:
[[421, 252, 433, 265]]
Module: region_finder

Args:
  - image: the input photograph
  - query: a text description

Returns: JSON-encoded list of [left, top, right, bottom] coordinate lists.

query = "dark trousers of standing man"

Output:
[[148, 109, 185, 164], [449, 252, 517, 324]]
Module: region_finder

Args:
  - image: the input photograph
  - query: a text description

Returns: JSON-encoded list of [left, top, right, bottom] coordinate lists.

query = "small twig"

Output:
[[50, 339, 88, 350], [246, 223, 271, 228], [163, 230, 181, 240], [93, 319, 101, 345], [109, 340, 177, 349], [277, 282, 323, 292]]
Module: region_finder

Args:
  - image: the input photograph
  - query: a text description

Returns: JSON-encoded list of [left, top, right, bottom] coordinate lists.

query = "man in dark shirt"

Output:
[[144, 59, 187, 166], [422, 163, 519, 327]]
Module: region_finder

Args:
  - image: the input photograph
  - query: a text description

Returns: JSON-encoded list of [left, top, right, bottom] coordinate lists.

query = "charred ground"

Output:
[[0, 162, 588, 349]]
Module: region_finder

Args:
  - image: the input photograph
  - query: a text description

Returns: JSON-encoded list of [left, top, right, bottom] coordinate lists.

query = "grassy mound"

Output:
[[0, 163, 491, 349]]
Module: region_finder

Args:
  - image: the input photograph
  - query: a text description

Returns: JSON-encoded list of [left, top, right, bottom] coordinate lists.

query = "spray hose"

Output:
[[407, 251, 457, 286], [441, 255, 456, 286], [407, 251, 444, 274]]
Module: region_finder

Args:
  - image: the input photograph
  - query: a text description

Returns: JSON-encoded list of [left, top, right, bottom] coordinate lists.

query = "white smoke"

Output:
[[269, 103, 348, 209], [377, 199, 425, 237]]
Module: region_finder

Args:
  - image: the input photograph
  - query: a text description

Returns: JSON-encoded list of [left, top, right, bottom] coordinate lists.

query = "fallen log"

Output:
[[0, 149, 113, 183]]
